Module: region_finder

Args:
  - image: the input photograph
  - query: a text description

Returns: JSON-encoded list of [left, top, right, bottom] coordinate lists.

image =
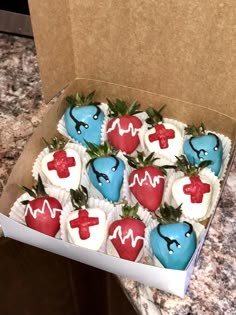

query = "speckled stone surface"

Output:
[[0, 33, 235, 315]]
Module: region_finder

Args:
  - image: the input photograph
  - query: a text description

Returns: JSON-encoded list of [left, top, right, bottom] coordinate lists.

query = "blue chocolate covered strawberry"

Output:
[[86, 142, 125, 202], [150, 203, 197, 270], [183, 123, 223, 176], [64, 91, 105, 147]]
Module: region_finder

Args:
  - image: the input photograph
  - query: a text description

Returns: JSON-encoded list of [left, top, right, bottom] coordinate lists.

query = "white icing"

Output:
[[66, 208, 107, 251], [144, 122, 183, 158], [171, 176, 212, 220], [25, 199, 62, 219], [109, 226, 144, 248], [129, 171, 164, 188], [107, 118, 140, 137], [41, 148, 81, 191]]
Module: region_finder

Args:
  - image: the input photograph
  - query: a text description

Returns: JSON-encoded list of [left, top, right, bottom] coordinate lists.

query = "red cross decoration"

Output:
[[47, 150, 76, 178], [69, 209, 99, 240], [183, 176, 211, 203], [148, 124, 175, 149]]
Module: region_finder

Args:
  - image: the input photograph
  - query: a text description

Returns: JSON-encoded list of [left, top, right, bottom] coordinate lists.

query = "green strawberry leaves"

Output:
[[66, 90, 100, 107], [70, 186, 88, 210], [21, 175, 47, 205], [184, 123, 206, 137], [145, 104, 167, 126], [175, 155, 212, 177], [155, 203, 182, 224], [107, 98, 142, 117], [120, 203, 141, 220]]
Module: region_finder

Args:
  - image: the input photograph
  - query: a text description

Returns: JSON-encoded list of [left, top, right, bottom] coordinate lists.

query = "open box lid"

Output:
[[29, 0, 236, 119]]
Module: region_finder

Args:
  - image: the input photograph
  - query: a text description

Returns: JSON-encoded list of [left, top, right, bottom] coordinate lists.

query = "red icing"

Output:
[[69, 209, 99, 240], [148, 124, 175, 149], [47, 150, 76, 178], [183, 176, 210, 203]]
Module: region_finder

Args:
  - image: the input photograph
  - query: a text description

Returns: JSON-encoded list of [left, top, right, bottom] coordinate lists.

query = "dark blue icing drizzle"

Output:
[[157, 221, 193, 254], [90, 155, 120, 186], [93, 106, 101, 120], [183, 221, 193, 237], [189, 132, 220, 160], [69, 105, 102, 134]]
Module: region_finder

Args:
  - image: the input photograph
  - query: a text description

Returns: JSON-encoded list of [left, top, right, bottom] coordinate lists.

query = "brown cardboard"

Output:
[[29, 0, 236, 119], [0, 78, 235, 297], [0, 0, 236, 296]]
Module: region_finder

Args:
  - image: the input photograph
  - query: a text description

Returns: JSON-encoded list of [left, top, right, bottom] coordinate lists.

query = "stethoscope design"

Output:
[[90, 155, 120, 186], [69, 105, 102, 134], [157, 221, 193, 254], [189, 133, 220, 161]]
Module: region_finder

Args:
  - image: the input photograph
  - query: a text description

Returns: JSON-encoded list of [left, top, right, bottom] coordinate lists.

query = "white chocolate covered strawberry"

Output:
[[144, 106, 183, 160], [41, 137, 82, 190], [171, 156, 212, 220], [66, 186, 107, 250]]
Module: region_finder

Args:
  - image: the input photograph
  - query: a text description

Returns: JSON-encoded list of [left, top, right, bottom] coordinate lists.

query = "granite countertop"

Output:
[[0, 33, 235, 315]]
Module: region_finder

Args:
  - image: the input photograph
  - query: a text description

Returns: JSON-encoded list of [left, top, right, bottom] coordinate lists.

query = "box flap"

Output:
[[29, 0, 75, 101], [29, 0, 236, 117]]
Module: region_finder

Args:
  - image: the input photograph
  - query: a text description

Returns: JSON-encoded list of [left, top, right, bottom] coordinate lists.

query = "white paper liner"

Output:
[[124, 153, 175, 208], [32, 142, 89, 191], [163, 168, 221, 222], [60, 197, 114, 252], [57, 102, 109, 146], [183, 131, 232, 181], [142, 118, 186, 163], [9, 186, 70, 239], [106, 203, 154, 262], [144, 219, 205, 269]]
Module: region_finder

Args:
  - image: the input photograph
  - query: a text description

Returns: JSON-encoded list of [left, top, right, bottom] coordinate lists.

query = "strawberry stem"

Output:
[[145, 104, 167, 126], [120, 203, 141, 220], [107, 98, 142, 117], [184, 123, 206, 137], [155, 203, 182, 224], [124, 151, 175, 176], [21, 175, 47, 204], [175, 155, 212, 176], [86, 141, 119, 162], [42, 136, 66, 152], [66, 90, 100, 107], [70, 186, 88, 210]]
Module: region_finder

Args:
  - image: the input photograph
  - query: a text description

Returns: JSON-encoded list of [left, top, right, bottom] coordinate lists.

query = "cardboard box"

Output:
[[0, 0, 235, 297]]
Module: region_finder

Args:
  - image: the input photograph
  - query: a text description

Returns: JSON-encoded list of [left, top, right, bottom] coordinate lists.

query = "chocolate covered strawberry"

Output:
[[106, 98, 143, 154], [150, 203, 197, 270], [21, 175, 62, 237], [171, 155, 212, 220], [125, 152, 172, 212], [64, 91, 105, 147], [183, 123, 223, 176], [41, 137, 81, 190], [144, 105, 183, 160], [107, 203, 146, 261], [86, 141, 125, 202], [66, 186, 107, 250]]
